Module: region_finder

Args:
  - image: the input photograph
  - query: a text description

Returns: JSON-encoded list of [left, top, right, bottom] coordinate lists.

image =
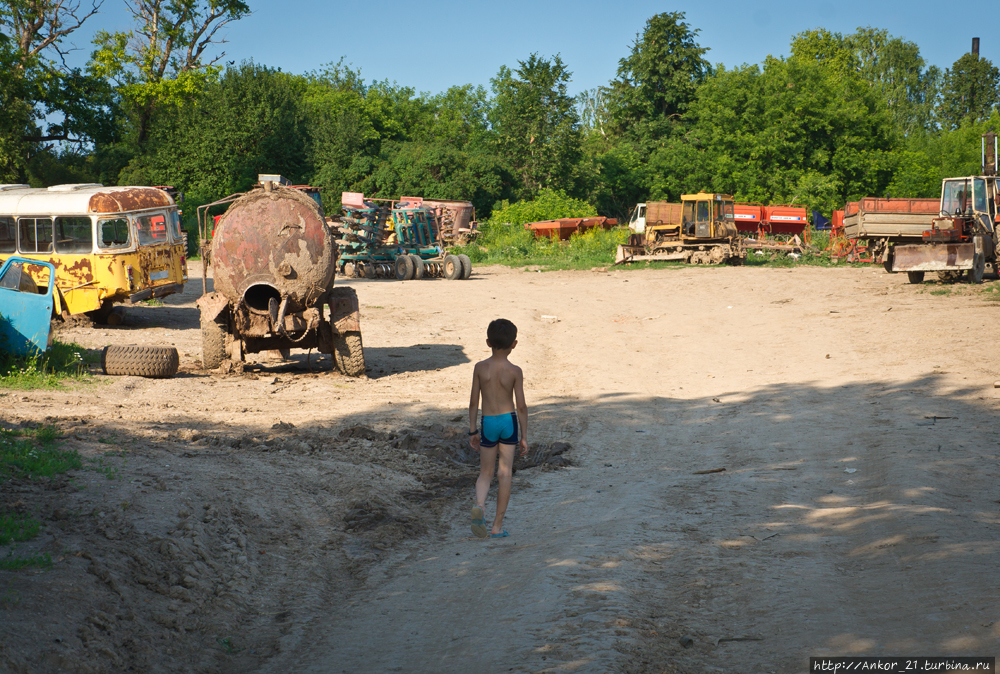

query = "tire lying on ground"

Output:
[[102, 344, 180, 378]]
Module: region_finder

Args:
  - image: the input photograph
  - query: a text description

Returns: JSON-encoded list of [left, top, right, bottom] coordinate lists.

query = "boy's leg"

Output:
[[491, 443, 516, 534], [475, 444, 498, 509]]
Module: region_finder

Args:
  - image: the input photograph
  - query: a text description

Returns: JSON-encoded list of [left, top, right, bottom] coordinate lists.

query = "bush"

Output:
[[453, 224, 629, 270], [489, 189, 596, 225]]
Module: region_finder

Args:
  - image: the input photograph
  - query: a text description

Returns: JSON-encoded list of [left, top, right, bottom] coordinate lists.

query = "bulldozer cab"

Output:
[[681, 193, 734, 239]]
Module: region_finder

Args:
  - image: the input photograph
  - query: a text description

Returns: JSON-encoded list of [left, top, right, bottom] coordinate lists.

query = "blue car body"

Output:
[[0, 256, 55, 356]]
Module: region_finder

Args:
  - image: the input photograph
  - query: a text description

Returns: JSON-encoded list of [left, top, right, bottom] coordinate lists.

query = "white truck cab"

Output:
[[628, 203, 647, 233]]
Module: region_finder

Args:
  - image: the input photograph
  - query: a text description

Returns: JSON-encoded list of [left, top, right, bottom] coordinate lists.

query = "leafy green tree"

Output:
[[669, 56, 898, 214], [790, 27, 940, 136], [89, 0, 250, 146], [489, 53, 582, 197], [608, 12, 710, 145], [938, 53, 1000, 130], [120, 62, 309, 198]]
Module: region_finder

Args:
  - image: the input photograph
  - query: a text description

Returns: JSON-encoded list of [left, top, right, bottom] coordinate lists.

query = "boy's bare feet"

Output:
[[471, 505, 488, 538]]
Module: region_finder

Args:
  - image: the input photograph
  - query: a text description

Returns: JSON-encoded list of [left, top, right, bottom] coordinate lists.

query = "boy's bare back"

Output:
[[473, 356, 523, 416]]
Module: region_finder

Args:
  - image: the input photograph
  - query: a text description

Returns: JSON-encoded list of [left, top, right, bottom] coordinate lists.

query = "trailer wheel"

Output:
[[444, 254, 462, 280], [201, 314, 228, 369], [334, 332, 366, 377], [906, 271, 925, 284], [410, 255, 425, 279], [102, 344, 179, 378], [459, 254, 472, 279], [394, 255, 415, 281], [343, 262, 356, 278]]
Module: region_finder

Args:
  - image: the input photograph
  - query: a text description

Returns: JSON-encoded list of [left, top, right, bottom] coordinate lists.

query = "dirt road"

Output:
[[2, 263, 999, 673]]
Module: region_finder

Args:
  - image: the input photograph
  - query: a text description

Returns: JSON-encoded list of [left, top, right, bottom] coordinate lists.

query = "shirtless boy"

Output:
[[468, 319, 528, 538]]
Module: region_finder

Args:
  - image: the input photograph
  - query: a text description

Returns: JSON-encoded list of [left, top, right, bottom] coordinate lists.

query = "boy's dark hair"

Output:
[[487, 319, 517, 350]]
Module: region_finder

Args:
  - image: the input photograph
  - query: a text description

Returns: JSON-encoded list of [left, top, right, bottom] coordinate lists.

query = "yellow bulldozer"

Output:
[[616, 192, 744, 265]]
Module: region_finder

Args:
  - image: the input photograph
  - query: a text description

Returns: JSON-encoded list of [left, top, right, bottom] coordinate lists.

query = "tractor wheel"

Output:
[[444, 254, 462, 280], [102, 345, 179, 378], [334, 332, 366, 377], [906, 271, 925, 285], [459, 254, 472, 279], [394, 255, 415, 281], [937, 271, 961, 283], [201, 315, 228, 369], [968, 237, 986, 284], [410, 255, 425, 279]]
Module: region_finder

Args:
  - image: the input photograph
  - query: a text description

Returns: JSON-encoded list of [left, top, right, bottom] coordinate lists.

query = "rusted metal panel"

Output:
[[196, 292, 228, 322], [892, 243, 974, 271], [422, 199, 473, 238], [646, 202, 682, 227], [525, 217, 619, 240], [212, 186, 336, 313], [88, 188, 173, 214], [844, 198, 939, 217]]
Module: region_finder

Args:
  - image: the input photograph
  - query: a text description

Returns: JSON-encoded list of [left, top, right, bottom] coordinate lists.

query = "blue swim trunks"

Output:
[[480, 412, 519, 448]]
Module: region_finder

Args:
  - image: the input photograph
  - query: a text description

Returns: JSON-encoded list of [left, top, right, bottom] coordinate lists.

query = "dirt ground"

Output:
[[1, 261, 999, 673]]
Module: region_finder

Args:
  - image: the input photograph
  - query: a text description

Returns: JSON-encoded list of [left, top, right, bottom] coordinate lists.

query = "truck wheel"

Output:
[[334, 332, 366, 377], [459, 254, 472, 279], [906, 271, 925, 284], [968, 239, 986, 284], [394, 255, 415, 281], [409, 255, 425, 279], [102, 345, 179, 378], [444, 254, 462, 280], [201, 315, 228, 369]]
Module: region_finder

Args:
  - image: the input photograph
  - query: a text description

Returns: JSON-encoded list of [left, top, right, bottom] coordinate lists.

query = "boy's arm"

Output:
[[468, 365, 481, 451], [513, 365, 528, 456]]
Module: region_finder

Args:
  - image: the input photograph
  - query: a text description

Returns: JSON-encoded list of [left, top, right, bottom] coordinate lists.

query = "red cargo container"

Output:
[[525, 217, 618, 240], [763, 205, 808, 235], [733, 203, 764, 233]]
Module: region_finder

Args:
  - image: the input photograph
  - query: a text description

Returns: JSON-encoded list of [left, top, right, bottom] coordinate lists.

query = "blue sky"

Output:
[[66, 0, 998, 96]]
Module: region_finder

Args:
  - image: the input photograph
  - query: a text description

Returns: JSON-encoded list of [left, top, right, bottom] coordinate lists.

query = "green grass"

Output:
[[451, 224, 630, 270], [0, 513, 41, 545], [0, 549, 52, 570], [0, 426, 80, 482], [86, 454, 122, 480], [141, 298, 165, 307], [0, 340, 99, 390], [930, 288, 952, 296]]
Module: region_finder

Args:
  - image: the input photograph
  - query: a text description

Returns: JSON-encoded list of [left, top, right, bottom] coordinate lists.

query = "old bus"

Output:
[[0, 184, 188, 323]]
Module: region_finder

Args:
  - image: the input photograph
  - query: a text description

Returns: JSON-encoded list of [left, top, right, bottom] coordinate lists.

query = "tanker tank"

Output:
[[196, 177, 365, 376]]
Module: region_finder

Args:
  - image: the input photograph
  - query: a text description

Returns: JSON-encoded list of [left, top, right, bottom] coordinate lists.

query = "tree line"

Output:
[[2, 3, 999, 222]]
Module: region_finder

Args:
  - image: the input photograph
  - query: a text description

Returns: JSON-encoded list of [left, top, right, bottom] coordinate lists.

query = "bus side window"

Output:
[[18, 218, 53, 254], [136, 214, 168, 246], [0, 217, 15, 253], [99, 218, 131, 249], [54, 216, 94, 254]]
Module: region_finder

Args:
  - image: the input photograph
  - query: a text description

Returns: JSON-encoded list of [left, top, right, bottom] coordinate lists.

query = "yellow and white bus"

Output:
[[0, 183, 188, 323]]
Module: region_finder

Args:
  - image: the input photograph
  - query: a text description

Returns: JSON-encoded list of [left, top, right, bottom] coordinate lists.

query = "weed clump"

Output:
[[0, 340, 99, 390]]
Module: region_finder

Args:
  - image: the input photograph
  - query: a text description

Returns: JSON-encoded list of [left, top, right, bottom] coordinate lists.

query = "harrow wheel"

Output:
[[343, 261, 356, 278], [410, 255, 425, 279], [459, 254, 472, 279], [394, 255, 415, 280], [444, 254, 462, 280]]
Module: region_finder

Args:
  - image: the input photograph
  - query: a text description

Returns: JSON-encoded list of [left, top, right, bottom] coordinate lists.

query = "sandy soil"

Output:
[[1, 262, 999, 673]]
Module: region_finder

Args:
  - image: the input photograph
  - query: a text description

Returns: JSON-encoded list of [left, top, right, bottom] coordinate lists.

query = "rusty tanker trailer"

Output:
[[196, 177, 365, 376]]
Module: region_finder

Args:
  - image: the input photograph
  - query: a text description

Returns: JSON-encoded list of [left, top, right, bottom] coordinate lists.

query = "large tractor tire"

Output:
[[334, 332, 366, 377], [102, 345, 179, 378], [906, 271, 925, 284], [201, 316, 228, 369]]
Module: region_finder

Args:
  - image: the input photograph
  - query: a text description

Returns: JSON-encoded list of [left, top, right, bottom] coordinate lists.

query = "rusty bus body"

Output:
[[0, 183, 187, 322]]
